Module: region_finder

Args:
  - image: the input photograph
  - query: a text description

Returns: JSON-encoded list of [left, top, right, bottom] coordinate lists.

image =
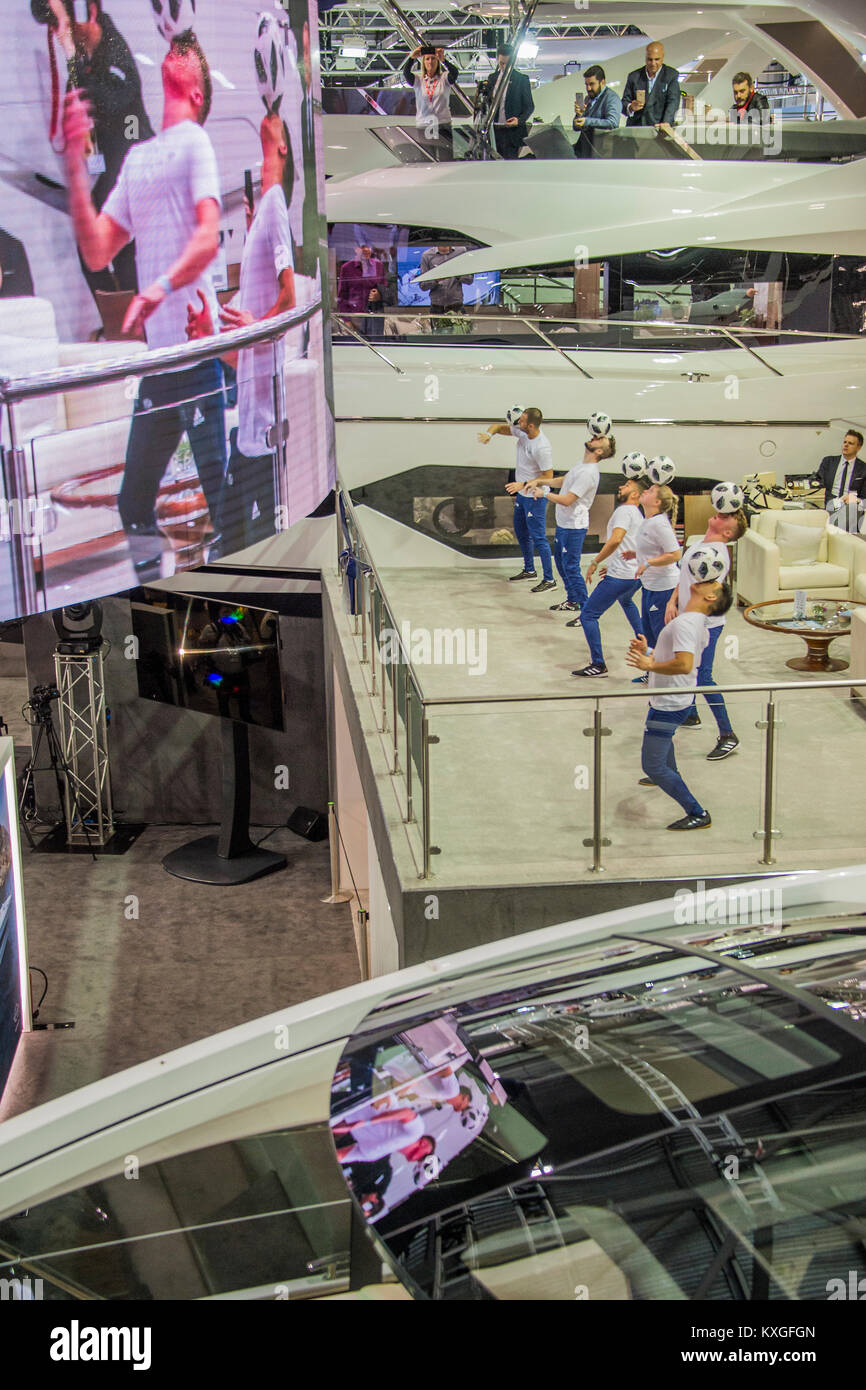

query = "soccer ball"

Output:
[[506, 406, 524, 425], [646, 455, 676, 486], [711, 481, 745, 515], [254, 11, 291, 115], [151, 0, 198, 42], [686, 543, 728, 584], [621, 452, 647, 479], [588, 411, 612, 437]]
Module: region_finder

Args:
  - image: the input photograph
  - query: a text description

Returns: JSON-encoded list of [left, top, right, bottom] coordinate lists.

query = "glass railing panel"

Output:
[[422, 688, 834, 882], [773, 684, 866, 870], [424, 702, 597, 883]]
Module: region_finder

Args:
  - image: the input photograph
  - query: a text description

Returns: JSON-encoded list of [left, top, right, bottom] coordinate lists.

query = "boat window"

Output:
[[330, 937, 866, 1298], [0, 1125, 351, 1300]]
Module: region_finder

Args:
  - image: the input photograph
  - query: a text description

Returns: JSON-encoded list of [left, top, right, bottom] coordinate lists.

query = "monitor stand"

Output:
[[162, 719, 287, 885]]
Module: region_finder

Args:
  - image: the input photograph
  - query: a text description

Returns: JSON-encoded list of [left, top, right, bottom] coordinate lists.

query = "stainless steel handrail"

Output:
[[335, 309, 865, 345], [0, 298, 322, 405], [419, 676, 866, 706], [332, 315, 406, 376], [339, 481, 427, 701], [524, 319, 593, 379]]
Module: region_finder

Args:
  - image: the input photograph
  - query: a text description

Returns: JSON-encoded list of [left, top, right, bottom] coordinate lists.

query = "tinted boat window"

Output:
[[329, 940, 866, 1298]]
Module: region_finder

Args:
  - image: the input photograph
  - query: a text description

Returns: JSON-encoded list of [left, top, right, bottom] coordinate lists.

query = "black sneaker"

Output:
[[531, 579, 557, 593], [667, 812, 712, 831], [550, 600, 581, 612], [509, 570, 537, 581], [572, 663, 608, 678], [681, 710, 701, 728], [638, 777, 655, 786], [565, 616, 584, 628], [707, 734, 739, 761]]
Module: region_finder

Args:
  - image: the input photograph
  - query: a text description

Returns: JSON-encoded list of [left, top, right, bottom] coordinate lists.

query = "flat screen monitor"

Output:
[[397, 245, 500, 308], [131, 589, 285, 731]]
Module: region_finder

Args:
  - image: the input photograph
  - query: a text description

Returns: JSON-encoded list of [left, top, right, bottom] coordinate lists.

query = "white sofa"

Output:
[[0, 296, 146, 567], [851, 607, 866, 703], [736, 509, 860, 606]]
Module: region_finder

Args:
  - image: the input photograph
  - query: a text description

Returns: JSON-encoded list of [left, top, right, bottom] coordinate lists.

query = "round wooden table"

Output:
[[743, 598, 864, 672]]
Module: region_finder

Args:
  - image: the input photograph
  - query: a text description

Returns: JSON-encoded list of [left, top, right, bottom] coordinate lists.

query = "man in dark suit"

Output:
[[816, 429, 866, 533], [622, 41, 681, 127], [484, 45, 534, 159]]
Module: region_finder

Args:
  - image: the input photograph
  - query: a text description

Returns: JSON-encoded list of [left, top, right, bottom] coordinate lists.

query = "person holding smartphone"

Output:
[[403, 45, 459, 160], [621, 41, 681, 128], [572, 65, 621, 158]]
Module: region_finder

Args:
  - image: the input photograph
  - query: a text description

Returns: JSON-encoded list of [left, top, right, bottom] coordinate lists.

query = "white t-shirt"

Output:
[[348, 1114, 425, 1161], [410, 64, 453, 127], [678, 541, 731, 630], [511, 425, 553, 484], [103, 120, 222, 355], [412, 1071, 461, 1103], [605, 503, 644, 580], [649, 610, 709, 711], [636, 513, 681, 591], [557, 461, 599, 530], [234, 184, 294, 459]]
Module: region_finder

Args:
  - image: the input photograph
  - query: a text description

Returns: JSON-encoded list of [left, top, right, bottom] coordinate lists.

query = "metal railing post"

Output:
[[754, 693, 781, 865], [391, 659, 401, 775], [359, 562, 367, 663], [582, 700, 611, 873], [420, 713, 438, 878], [321, 801, 352, 904], [404, 675, 414, 823], [369, 574, 378, 696], [1, 402, 40, 615]]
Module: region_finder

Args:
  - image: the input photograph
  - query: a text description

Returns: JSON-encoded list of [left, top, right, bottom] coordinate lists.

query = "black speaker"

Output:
[[286, 806, 328, 841]]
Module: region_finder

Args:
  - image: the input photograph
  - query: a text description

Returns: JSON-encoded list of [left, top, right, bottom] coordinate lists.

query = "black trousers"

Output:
[[493, 126, 525, 159], [118, 361, 227, 535]]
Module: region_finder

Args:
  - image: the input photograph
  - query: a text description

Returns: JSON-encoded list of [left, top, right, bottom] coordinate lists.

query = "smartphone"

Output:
[[244, 168, 254, 216]]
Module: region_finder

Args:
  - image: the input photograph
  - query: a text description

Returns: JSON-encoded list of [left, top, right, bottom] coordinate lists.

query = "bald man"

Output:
[[622, 42, 681, 127]]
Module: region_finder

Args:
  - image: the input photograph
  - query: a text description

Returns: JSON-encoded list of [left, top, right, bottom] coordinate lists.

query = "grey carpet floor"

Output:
[[0, 664, 360, 1121]]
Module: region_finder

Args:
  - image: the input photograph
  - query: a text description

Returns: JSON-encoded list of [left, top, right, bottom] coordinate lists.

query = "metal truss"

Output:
[[54, 650, 114, 848], [319, 6, 642, 80]]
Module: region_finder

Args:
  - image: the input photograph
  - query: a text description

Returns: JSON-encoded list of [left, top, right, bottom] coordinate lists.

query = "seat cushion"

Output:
[[854, 573, 866, 602], [775, 519, 825, 564], [778, 563, 849, 590]]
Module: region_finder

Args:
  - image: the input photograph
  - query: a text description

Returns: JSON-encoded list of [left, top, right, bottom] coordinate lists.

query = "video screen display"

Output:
[[0, 0, 335, 622], [131, 589, 284, 730], [329, 223, 497, 325], [397, 246, 500, 309], [0, 740, 28, 1099]]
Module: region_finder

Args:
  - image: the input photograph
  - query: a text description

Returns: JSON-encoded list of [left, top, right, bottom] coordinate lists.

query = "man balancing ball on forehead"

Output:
[[479, 408, 555, 592], [627, 564, 734, 831]]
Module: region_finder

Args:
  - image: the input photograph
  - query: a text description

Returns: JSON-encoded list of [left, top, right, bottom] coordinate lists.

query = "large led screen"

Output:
[[0, 0, 334, 621]]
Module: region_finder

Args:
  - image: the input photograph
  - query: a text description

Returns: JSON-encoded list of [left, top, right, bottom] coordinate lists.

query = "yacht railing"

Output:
[[0, 298, 321, 617], [338, 480, 866, 880], [333, 310, 865, 380]]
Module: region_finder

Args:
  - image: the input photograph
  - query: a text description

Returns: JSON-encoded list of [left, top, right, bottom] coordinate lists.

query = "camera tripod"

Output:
[[18, 687, 96, 860]]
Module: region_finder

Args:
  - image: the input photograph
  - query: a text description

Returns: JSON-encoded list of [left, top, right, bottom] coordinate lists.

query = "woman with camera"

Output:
[[402, 45, 460, 160]]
